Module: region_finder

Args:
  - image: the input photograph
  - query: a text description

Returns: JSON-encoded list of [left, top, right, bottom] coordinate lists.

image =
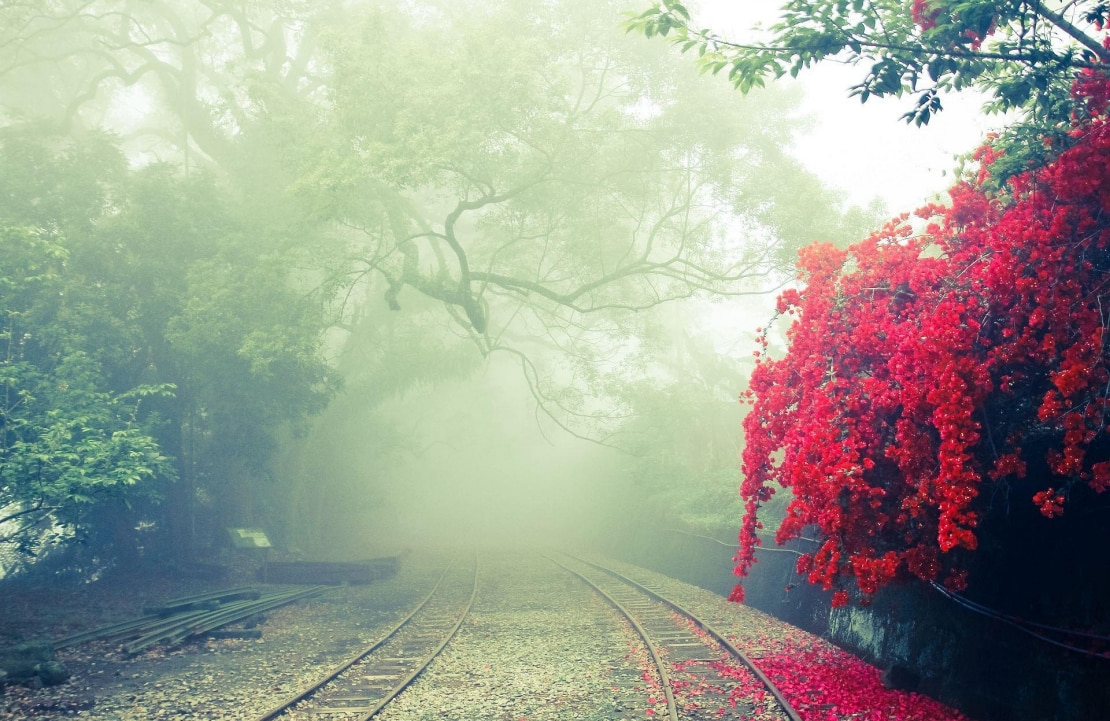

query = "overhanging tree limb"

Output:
[[627, 0, 1110, 134], [1026, 0, 1110, 63]]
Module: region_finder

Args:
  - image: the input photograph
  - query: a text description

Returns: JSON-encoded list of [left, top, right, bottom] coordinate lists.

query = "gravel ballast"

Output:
[[376, 550, 654, 721], [0, 554, 446, 720], [1, 549, 972, 721]]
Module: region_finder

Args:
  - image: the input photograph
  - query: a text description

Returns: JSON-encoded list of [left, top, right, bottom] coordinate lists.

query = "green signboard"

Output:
[[227, 527, 272, 549]]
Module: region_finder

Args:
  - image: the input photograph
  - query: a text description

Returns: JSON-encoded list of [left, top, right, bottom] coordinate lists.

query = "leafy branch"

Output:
[[626, 0, 1110, 128]]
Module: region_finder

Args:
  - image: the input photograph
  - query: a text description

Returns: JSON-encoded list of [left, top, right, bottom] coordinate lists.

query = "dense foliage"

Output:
[[0, 227, 172, 551], [0, 133, 336, 561], [734, 73, 1110, 605]]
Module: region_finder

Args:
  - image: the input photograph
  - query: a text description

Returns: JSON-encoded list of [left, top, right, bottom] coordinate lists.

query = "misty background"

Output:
[[0, 0, 984, 573]]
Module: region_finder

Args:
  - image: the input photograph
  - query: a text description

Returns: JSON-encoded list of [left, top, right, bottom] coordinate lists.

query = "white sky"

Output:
[[693, 0, 1004, 211]]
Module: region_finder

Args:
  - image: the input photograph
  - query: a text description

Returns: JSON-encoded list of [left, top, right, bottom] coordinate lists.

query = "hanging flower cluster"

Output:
[[734, 73, 1110, 604]]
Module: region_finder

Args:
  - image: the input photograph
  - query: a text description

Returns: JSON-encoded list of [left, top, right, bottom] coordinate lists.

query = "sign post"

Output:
[[227, 527, 273, 582]]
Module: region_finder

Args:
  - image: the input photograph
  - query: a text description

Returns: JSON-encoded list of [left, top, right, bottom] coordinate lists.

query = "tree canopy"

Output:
[[295, 0, 870, 438], [0, 0, 868, 561]]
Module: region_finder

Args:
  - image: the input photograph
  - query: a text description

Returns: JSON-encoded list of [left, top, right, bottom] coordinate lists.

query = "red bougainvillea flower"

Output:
[[718, 625, 971, 721], [735, 73, 1110, 603]]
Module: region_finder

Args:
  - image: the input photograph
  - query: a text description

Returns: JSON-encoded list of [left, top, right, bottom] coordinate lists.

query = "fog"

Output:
[[270, 286, 758, 562], [333, 356, 628, 550], [0, 0, 929, 571], [6, 4, 1108, 720]]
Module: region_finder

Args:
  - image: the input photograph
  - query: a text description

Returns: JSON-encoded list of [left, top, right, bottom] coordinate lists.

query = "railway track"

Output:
[[547, 551, 802, 721], [254, 552, 479, 720], [8, 550, 973, 720]]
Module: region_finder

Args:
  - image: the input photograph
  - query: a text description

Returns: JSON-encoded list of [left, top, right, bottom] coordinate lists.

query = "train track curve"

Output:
[[547, 551, 803, 721], [254, 552, 479, 721]]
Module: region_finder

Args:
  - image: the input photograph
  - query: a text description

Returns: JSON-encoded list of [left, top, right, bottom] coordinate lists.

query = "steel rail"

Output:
[[544, 553, 679, 721], [253, 553, 479, 721], [253, 564, 454, 721], [142, 586, 261, 615], [54, 586, 286, 650], [565, 552, 803, 721], [125, 586, 329, 655], [353, 553, 480, 720], [53, 609, 209, 649]]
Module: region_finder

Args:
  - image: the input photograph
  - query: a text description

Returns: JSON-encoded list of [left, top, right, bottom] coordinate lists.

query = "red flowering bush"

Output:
[[735, 74, 1110, 604]]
